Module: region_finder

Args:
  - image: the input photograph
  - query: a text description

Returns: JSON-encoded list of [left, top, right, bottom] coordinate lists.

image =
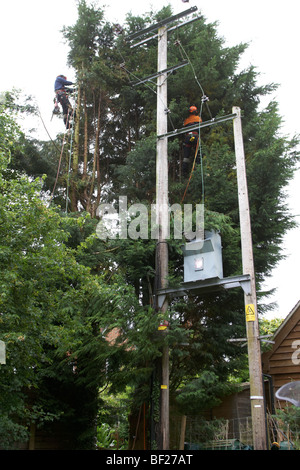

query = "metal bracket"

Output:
[[228, 334, 275, 348], [157, 113, 237, 139], [227, 337, 248, 347], [157, 294, 166, 309], [258, 335, 275, 345], [130, 15, 202, 48], [126, 6, 198, 42], [132, 61, 188, 87], [223, 277, 251, 296], [156, 274, 251, 299]]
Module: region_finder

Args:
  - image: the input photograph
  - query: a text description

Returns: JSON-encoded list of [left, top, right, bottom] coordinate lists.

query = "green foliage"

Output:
[[185, 417, 228, 445], [1, 1, 299, 448], [259, 317, 283, 337], [0, 100, 148, 448], [96, 423, 116, 449], [62, 0, 105, 69], [274, 406, 300, 449], [176, 371, 239, 416], [96, 389, 129, 449], [96, 423, 128, 450], [0, 91, 24, 168]]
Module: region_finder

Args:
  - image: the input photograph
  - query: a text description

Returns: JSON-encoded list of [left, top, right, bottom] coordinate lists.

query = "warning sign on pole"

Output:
[[245, 304, 256, 322]]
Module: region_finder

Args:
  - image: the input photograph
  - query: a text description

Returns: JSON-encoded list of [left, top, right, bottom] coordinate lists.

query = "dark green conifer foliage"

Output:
[[2, 2, 298, 447]]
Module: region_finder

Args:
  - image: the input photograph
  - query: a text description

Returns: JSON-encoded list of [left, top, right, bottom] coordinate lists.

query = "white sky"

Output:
[[1, 0, 299, 319]]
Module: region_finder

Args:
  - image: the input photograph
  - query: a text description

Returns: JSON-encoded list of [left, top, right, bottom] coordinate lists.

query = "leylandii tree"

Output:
[[3, 2, 298, 447], [61, 0, 123, 214], [50, 2, 299, 426], [102, 5, 298, 420]]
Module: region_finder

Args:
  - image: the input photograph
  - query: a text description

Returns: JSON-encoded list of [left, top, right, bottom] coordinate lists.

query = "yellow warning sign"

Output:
[[245, 304, 256, 322]]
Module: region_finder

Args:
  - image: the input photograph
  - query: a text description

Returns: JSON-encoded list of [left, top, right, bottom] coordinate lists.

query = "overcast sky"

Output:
[[1, 0, 299, 318]]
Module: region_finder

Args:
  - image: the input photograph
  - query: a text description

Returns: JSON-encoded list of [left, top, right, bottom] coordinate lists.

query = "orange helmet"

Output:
[[189, 106, 197, 114]]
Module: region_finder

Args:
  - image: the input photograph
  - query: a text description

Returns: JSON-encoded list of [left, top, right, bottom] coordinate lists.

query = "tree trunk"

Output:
[[87, 95, 101, 216], [70, 86, 81, 212]]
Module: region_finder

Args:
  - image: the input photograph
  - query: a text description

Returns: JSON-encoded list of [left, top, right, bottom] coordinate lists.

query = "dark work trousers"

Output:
[[56, 91, 74, 129], [182, 131, 199, 176]]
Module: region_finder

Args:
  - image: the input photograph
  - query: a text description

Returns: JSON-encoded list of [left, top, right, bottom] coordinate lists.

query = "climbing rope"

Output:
[[37, 106, 71, 207], [38, 108, 62, 154], [173, 39, 211, 204], [175, 38, 213, 120], [181, 136, 199, 204], [118, 35, 210, 204], [117, 34, 178, 135], [43, 90, 77, 208], [65, 99, 77, 213], [49, 117, 71, 205]]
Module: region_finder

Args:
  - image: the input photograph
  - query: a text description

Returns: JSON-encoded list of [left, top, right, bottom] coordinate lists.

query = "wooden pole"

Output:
[[179, 416, 187, 450], [156, 25, 169, 450], [233, 106, 267, 450]]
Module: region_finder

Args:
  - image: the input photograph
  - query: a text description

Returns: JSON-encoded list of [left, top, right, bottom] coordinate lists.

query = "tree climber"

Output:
[[182, 105, 202, 176], [54, 75, 75, 129]]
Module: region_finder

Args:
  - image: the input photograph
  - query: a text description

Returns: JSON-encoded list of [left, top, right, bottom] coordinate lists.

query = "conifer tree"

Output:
[[98, 6, 298, 431], [4, 2, 298, 447]]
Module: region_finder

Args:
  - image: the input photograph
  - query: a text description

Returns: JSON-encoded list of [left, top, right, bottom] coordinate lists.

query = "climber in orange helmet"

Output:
[[182, 106, 202, 176]]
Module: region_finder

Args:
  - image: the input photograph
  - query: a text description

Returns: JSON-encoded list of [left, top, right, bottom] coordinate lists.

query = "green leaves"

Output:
[[62, 0, 105, 69], [0, 102, 140, 446], [1, 2, 299, 447], [176, 371, 239, 414], [0, 93, 23, 169]]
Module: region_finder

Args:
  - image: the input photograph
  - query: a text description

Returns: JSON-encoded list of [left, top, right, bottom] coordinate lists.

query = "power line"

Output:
[[175, 39, 213, 120]]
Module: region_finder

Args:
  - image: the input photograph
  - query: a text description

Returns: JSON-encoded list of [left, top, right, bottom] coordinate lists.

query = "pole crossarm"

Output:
[[157, 113, 237, 139], [126, 6, 198, 41], [132, 60, 188, 86], [228, 335, 275, 348], [130, 16, 202, 48]]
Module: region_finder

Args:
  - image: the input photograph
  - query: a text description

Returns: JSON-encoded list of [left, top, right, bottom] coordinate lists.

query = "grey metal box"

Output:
[[182, 230, 223, 283]]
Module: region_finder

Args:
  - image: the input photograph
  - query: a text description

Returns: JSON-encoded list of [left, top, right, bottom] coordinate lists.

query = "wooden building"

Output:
[[262, 300, 300, 407]]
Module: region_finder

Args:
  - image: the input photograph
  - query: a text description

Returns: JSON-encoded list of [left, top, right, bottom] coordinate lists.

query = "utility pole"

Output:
[[126, 7, 199, 450], [233, 107, 268, 450], [156, 24, 169, 451], [128, 13, 265, 447]]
